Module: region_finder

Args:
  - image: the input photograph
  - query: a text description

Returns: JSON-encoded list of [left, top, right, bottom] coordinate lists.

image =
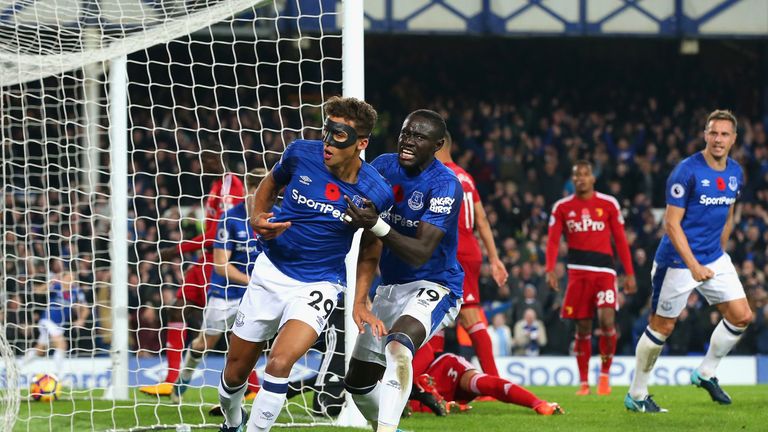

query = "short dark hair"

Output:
[[324, 96, 378, 137], [572, 160, 593, 172], [706, 109, 737, 131], [407, 109, 447, 140], [443, 129, 453, 151]]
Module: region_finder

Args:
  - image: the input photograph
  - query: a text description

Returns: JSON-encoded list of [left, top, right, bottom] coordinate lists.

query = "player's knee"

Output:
[[222, 362, 249, 387], [190, 335, 207, 352], [384, 332, 415, 367], [265, 352, 296, 377], [599, 321, 615, 332], [575, 322, 592, 336], [730, 310, 752, 328], [459, 310, 479, 328], [650, 316, 675, 337]]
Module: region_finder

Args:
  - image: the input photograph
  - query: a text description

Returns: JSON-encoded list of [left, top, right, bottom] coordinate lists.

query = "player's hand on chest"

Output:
[[287, 169, 368, 226]]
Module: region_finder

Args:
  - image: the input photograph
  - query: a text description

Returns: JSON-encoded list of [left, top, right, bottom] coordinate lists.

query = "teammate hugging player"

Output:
[[343, 110, 464, 432], [625, 110, 751, 413], [215, 96, 393, 432], [546, 160, 636, 396]]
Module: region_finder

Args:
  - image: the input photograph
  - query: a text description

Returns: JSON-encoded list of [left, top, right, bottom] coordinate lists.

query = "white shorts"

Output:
[[37, 318, 64, 344], [352, 281, 462, 366], [652, 253, 745, 318], [232, 253, 343, 343], [202, 296, 243, 335]]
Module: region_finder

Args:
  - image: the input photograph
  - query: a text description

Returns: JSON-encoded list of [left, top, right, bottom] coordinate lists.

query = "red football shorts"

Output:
[[561, 269, 617, 320], [175, 254, 214, 308], [459, 257, 482, 307], [428, 353, 477, 403]]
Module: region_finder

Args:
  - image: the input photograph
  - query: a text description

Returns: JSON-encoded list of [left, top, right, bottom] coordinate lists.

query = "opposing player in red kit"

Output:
[[430, 131, 508, 376], [140, 142, 258, 398], [409, 338, 563, 416], [546, 160, 636, 396]]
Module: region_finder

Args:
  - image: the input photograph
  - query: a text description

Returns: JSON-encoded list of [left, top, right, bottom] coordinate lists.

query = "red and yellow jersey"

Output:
[[545, 192, 634, 276]]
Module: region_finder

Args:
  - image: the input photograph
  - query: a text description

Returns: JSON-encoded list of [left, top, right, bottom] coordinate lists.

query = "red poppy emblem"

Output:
[[393, 184, 405, 203], [716, 177, 726, 191], [325, 183, 341, 201]]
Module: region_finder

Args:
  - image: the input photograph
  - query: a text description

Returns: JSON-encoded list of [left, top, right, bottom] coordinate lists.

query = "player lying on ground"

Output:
[[409, 337, 563, 416]]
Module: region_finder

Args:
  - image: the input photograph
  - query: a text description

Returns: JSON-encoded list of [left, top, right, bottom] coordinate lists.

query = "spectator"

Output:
[[488, 313, 513, 357], [513, 308, 547, 356]]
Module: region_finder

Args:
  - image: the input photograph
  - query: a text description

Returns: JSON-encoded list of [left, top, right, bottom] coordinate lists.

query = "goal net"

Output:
[[0, 0, 361, 430]]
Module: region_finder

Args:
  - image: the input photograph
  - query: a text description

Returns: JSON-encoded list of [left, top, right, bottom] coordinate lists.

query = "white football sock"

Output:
[[348, 381, 381, 423], [628, 327, 667, 400], [377, 340, 413, 431], [180, 349, 203, 381], [247, 373, 288, 431], [218, 374, 248, 428], [698, 319, 746, 379]]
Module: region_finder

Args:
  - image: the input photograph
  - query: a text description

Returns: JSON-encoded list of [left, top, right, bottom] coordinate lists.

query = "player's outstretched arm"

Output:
[[250, 172, 290, 240], [353, 231, 386, 337], [474, 200, 508, 287], [664, 204, 713, 282]]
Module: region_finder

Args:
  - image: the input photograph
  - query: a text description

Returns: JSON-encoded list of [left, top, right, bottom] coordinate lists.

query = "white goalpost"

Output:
[[0, 0, 366, 430]]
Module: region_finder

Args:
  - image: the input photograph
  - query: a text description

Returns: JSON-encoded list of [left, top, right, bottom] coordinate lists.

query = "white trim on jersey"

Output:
[[595, 191, 625, 224], [433, 352, 476, 372], [595, 192, 621, 212], [566, 264, 617, 275], [550, 194, 576, 214]]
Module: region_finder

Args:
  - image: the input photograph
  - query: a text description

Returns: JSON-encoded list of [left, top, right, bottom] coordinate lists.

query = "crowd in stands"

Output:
[[3, 38, 768, 361]]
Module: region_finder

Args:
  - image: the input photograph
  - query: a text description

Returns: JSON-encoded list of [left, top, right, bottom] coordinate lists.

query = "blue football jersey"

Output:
[[266, 140, 394, 285], [655, 152, 743, 267], [371, 154, 465, 296], [209, 202, 261, 300], [41, 282, 85, 325]]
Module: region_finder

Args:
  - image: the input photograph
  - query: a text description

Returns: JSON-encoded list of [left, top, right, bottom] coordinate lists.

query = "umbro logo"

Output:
[[386, 379, 401, 390], [299, 175, 312, 185], [701, 179, 710, 187]]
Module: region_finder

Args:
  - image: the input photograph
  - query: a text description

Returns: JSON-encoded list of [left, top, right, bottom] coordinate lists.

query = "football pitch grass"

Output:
[[15, 385, 768, 431]]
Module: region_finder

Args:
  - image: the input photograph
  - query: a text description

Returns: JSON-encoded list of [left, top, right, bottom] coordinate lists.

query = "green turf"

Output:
[[14, 385, 768, 431]]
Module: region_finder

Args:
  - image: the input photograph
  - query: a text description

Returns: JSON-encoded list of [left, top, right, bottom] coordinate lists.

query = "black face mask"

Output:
[[323, 118, 359, 148]]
